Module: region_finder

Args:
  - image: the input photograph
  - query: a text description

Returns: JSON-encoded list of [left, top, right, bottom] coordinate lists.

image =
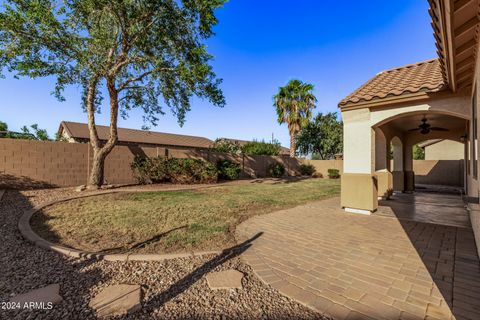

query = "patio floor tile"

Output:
[[237, 191, 480, 320]]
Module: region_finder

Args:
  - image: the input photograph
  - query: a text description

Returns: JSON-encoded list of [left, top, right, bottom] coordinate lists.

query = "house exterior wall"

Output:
[[465, 40, 480, 257], [424, 140, 464, 160]]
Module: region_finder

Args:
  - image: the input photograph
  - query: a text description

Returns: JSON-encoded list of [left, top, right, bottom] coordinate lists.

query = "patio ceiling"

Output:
[[429, 0, 480, 91], [380, 113, 467, 136]]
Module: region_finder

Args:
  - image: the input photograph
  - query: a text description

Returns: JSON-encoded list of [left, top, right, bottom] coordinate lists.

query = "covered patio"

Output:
[[339, 58, 471, 214], [237, 187, 480, 320]]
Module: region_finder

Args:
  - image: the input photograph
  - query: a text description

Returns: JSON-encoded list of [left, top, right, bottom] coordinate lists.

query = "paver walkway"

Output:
[[236, 191, 480, 320]]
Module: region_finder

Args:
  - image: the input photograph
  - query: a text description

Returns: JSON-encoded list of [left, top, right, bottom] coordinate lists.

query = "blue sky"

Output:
[[0, 0, 436, 147]]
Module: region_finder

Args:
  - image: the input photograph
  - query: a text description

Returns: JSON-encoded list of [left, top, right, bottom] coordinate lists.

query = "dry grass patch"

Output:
[[31, 179, 340, 254]]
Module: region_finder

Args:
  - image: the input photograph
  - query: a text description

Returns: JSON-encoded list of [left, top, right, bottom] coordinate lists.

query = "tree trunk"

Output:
[[290, 134, 296, 158], [85, 76, 119, 189], [89, 150, 107, 187]]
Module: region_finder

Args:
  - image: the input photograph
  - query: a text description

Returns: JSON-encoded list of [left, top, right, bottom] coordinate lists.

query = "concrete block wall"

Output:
[[0, 138, 465, 189]]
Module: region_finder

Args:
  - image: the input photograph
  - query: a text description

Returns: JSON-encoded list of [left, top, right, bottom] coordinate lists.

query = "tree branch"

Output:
[[117, 67, 173, 91]]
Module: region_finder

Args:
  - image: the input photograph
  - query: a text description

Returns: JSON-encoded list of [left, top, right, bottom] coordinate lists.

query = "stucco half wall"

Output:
[[340, 173, 378, 212]]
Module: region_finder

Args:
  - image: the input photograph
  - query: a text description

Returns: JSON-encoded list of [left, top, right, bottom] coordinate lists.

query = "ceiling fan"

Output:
[[408, 116, 449, 135]]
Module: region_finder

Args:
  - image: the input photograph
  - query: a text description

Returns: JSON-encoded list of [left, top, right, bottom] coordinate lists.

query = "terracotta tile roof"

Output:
[[59, 121, 213, 149], [339, 59, 447, 107]]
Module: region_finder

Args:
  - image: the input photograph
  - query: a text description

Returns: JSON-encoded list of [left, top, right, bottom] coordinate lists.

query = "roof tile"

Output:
[[339, 59, 447, 107]]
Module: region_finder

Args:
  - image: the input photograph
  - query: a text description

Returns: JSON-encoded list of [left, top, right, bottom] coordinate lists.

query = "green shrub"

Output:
[[241, 140, 281, 156], [299, 164, 316, 176], [211, 138, 241, 153], [131, 156, 218, 184], [312, 172, 323, 178], [216, 159, 241, 180], [327, 168, 340, 179], [267, 162, 285, 178]]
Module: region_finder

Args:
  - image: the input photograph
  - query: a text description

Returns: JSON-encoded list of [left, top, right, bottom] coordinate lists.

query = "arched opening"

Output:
[[373, 111, 468, 193], [412, 138, 465, 190]]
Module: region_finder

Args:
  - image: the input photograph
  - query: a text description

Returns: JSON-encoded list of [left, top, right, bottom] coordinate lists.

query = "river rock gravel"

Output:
[[0, 188, 330, 320]]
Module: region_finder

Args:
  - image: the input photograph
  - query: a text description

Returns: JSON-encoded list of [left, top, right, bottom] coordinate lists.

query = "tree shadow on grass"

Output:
[[248, 176, 311, 185], [98, 225, 188, 254], [141, 232, 263, 311]]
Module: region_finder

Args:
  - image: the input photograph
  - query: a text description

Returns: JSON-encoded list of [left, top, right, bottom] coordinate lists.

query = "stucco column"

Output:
[[374, 128, 393, 200], [403, 142, 415, 192], [341, 109, 378, 214], [391, 136, 405, 192]]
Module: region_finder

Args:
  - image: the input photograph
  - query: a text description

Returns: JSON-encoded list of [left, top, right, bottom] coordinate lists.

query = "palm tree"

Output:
[[273, 79, 317, 157]]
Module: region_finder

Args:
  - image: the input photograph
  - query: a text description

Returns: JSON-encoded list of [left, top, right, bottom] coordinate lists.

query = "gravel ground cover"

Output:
[[0, 187, 330, 320]]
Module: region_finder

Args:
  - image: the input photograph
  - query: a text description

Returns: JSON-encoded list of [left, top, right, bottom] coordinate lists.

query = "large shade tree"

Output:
[[296, 112, 343, 160], [273, 79, 316, 157], [0, 0, 226, 188]]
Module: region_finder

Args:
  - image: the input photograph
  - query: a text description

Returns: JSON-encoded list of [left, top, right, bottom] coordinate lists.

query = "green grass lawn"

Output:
[[32, 178, 340, 254]]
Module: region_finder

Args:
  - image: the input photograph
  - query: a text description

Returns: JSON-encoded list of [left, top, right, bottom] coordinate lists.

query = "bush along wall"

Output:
[[216, 159, 241, 180], [267, 162, 286, 178], [299, 164, 316, 176], [327, 168, 340, 179], [131, 156, 218, 184]]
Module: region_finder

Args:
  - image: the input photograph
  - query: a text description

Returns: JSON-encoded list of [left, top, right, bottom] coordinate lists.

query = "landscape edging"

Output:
[[18, 189, 222, 261]]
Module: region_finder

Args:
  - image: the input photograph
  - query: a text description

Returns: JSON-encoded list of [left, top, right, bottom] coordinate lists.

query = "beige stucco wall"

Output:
[[342, 108, 374, 174], [413, 160, 464, 186], [342, 95, 470, 172], [425, 140, 464, 160]]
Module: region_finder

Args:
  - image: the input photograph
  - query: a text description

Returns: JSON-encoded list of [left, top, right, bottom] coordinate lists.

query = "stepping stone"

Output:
[[206, 270, 244, 290], [10, 284, 63, 306], [89, 284, 141, 318]]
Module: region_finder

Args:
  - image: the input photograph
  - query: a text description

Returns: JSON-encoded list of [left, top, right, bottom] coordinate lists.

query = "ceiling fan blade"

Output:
[[408, 128, 421, 132], [430, 127, 449, 131]]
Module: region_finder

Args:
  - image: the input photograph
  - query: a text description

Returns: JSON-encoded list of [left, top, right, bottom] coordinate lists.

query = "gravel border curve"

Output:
[[18, 189, 223, 261]]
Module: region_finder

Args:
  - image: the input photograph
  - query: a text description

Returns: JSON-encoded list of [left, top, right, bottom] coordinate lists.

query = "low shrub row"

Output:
[[132, 156, 339, 184], [131, 156, 218, 184], [132, 156, 245, 184]]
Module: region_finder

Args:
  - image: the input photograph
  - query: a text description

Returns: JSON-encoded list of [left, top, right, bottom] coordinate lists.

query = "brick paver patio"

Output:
[[236, 191, 480, 320]]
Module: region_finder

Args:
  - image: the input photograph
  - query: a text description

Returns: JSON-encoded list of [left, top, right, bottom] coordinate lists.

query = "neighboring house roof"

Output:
[[218, 137, 290, 155], [339, 59, 447, 108], [417, 139, 444, 148], [59, 121, 214, 149]]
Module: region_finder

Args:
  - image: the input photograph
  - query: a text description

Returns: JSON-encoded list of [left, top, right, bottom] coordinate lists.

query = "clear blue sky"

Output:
[[0, 0, 436, 147]]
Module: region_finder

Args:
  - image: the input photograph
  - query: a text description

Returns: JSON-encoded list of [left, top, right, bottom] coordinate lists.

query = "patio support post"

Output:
[[374, 127, 393, 200], [391, 136, 405, 192], [404, 141, 415, 192], [341, 109, 378, 214]]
